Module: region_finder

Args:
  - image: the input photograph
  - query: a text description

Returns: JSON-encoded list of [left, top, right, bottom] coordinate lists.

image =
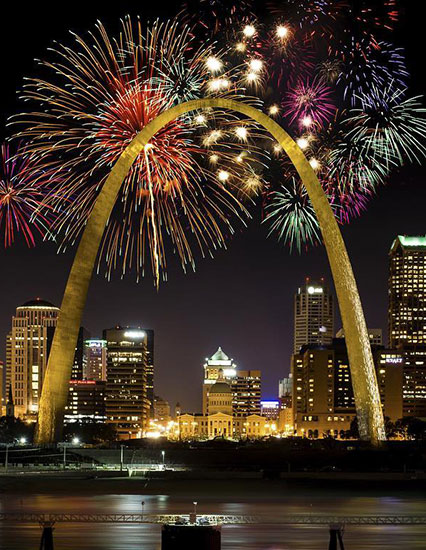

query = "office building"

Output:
[[6, 298, 59, 418], [260, 400, 280, 420], [104, 326, 150, 439], [294, 278, 334, 353], [71, 327, 90, 380], [65, 379, 106, 422], [336, 327, 383, 346], [389, 235, 426, 416], [291, 338, 403, 438], [84, 339, 107, 381]]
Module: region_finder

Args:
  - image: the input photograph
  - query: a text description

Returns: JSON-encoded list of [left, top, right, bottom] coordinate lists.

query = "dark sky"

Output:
[[1, 1, 425, 412]]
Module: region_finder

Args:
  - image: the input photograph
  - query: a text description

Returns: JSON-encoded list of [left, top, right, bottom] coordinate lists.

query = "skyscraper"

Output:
[[144, 329, 155, 412], [6, 298, 59, 418], [202, 347, 261, 416], [84, 339, 107, 381], [294, 278, 334, 353], [389, 235, 426, 416], [104, 326, 150, 439], [291, 338, 402, 438], [71, 327, 90, 380]]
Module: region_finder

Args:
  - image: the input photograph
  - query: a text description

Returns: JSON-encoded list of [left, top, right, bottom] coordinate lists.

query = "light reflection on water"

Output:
[[0, 490, 425, 549]]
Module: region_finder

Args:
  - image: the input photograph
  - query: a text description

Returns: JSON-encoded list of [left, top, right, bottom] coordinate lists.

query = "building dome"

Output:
[[209, 381, 232, 394], [20, 298, 57, 308]]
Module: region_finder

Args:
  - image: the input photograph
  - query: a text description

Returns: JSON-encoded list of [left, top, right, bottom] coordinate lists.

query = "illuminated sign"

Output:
[[261, 400, 280, 409], [124, 331, 146, 339], [307, 286, 323, 294], [385, 357, 403, 364]]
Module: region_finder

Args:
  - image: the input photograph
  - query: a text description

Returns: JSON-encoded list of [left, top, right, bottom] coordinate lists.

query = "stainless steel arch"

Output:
[[35, 98, 385, 445]]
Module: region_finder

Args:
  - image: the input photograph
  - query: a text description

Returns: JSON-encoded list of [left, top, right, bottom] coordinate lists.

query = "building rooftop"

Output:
[[210, 347, 230, 362], [19, 298, 57, 308], [391, 235, 426, 252], [209, 381, 232, 394]]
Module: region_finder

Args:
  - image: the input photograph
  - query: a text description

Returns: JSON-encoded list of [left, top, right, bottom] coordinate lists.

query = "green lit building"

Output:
[[389, 235, 426, 417]]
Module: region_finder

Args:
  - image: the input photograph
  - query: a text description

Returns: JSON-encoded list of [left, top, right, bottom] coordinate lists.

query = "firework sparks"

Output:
[[347, 84, 426, 165], [0, 142, 53, 247], [264, 177, 322, 251], [12, 18, 263, 283], [338, 39, 408, 105], [283, 77, 336, 127]]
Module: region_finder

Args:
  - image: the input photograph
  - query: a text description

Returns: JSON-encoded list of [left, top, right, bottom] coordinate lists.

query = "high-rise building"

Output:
[[6, 298, 59, 418], [294, 278, 334, 353], [144, 329, 155, 413], [84, 339, 107, 381], [291, 339, 403, 438], [65, 380, 106, 422], [389, 235, 426, 347], [202, 347, 261, 416], [104, 326, 150, 439], [336, 327, 383, 346], [389, 235, 426, 417], [71, 327, 90, 380]]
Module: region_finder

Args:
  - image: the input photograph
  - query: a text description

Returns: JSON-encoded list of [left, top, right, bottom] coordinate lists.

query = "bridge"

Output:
[[1, 513, 425, 525]]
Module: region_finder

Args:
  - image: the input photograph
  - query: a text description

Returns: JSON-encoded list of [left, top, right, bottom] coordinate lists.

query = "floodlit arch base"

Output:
[[35, 98, 386, 445]]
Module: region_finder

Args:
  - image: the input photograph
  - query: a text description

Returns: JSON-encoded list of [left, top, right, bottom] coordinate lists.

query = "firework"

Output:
[[338, 39, 408, 105], [180, 0, 254, 35], [347, 83, 426, 166], [13, 18, 264, 283], [264, 177, 322, 251], [0, 142, 52, 247], [283, 77, 336, 127]]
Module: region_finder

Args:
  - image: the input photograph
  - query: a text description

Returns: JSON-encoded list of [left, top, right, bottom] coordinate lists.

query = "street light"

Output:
[[72, 437, 80, 445], [161, 450, 165, 469], [141, 500, 145, 517], [193, 501, 198, 515], [19, 437, 27, 445]]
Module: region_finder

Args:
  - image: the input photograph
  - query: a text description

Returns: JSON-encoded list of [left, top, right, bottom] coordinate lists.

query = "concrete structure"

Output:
[[65, 379, 106, 422], [294, 278, 334, 353], [35, 98, 385, 445], [84, 339, 107, 381], [104, 326, 150, 439], [6, 299, 59, 419], [389, 235, 426, 417]]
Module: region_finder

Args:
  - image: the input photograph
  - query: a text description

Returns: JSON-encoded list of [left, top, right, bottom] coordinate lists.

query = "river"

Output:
[[0, 478, 425, 548]]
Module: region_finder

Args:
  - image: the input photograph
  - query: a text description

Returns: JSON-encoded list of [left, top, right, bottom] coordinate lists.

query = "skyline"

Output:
[[0, 1, 425, 412]]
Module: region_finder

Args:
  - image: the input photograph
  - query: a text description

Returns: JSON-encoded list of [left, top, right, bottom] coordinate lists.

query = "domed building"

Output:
[[206, 379, 233, 416]]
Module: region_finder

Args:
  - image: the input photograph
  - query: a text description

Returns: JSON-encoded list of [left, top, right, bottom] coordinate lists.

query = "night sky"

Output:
[[1, 1, 425, 412]]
